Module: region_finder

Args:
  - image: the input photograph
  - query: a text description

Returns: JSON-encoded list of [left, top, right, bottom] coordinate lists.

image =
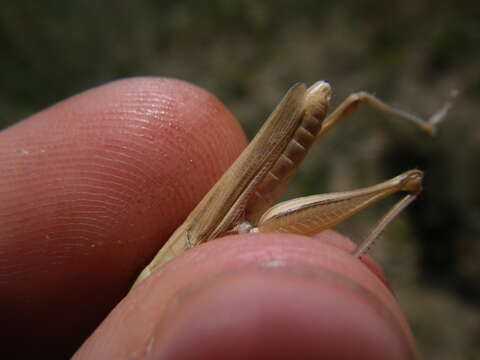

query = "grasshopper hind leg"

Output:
[[254, 170, 423, 257]]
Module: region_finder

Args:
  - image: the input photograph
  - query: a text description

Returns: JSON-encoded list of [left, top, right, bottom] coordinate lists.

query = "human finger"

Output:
[[74, 230, 417, 360], [0, 77, 247, 358]]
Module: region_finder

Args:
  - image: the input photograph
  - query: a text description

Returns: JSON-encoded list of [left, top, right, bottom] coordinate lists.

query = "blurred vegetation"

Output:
[[1, 1, 479, 358]]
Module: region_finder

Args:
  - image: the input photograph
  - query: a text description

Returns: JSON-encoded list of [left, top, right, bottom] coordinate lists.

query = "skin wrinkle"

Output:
[[6, 154, 152, 198], [4, 188, 126, 220], [3, 173, 139, 203], [2, 193, 126, 224]]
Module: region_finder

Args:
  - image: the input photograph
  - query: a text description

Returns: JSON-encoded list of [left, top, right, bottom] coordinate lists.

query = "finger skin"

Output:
[[74, 231, 417, 360], [0, 78, 247, 358]]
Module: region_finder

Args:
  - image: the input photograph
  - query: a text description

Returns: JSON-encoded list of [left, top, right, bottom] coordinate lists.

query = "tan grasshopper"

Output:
[[133, 81, 452, 288]]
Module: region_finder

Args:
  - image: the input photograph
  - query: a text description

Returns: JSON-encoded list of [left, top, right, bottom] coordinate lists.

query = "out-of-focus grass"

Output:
[[1, 2, 479, 358]]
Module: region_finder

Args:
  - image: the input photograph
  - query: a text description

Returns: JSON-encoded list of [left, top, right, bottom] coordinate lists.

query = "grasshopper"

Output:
[[133, 81, 452, 288]]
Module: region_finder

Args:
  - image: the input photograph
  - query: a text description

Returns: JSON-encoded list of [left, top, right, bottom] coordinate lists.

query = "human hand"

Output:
[[0, 78, 417, 359]]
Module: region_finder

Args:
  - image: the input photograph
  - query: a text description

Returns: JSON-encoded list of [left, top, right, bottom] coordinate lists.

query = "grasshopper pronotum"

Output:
[[133, 81, 452, 288]]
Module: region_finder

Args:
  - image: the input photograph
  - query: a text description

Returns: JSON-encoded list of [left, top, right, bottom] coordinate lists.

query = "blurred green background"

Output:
[[1, 1, 479, 358]]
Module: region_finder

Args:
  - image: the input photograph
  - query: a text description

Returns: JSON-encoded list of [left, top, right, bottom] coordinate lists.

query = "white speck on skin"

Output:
[[257, 260, 288, 268]]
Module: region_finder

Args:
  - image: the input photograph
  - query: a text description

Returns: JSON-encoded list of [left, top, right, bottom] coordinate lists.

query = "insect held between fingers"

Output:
[[132, 81, 451, 289]]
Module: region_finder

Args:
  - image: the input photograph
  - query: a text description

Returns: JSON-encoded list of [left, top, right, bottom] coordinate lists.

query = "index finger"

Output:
[[0, 77, 247, 358]]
